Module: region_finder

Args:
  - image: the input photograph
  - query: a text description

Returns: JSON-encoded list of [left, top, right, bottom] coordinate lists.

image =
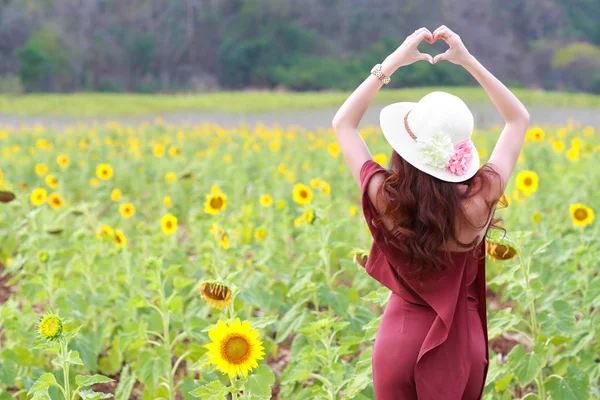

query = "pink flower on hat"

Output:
[[446, 139, 474, 176]]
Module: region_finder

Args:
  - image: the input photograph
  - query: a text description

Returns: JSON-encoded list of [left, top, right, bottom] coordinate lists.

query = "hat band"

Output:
[[404, 111, 417, 141]]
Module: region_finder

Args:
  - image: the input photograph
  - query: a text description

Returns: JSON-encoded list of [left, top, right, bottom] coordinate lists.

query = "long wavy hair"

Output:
[[372, 150, 507, 279]]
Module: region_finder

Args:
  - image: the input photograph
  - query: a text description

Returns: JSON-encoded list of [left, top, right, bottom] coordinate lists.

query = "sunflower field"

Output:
[[0, 119, 598, 400]]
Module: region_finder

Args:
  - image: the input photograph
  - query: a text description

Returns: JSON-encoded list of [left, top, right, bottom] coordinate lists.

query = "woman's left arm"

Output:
[[332, 27, 434, 185]]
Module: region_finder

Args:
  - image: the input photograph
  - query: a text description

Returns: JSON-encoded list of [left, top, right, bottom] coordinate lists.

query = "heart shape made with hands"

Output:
[[416, 27, 456, 64]]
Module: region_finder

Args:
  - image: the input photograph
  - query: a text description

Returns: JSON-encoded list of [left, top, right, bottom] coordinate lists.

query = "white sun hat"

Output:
[[379, 91, 480, 183]]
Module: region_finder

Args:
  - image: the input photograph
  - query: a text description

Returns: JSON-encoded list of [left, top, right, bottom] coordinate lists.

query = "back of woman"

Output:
[[332, 25, 529, 400]]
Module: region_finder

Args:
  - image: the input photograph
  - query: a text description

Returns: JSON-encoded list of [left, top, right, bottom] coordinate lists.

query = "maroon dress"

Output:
[[360, 160, 489, 400]]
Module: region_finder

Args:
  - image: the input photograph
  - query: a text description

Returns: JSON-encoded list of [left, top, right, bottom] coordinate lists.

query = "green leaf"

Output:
[[508, 343, 547, 386], [136, 348, 170, 386], [75, 374, 115, 387], [360, 286, 391, 307], [545, 365, 589, 400], [115, 366, 136, 400], [245, 365, 275, 398], [275, 302, 309, 343], [78, 389, 114, 399], [189, 379, 229, 399], [249, 315, 278, 330], [27, 373, 59, 398], [67, 350, 85, 366]]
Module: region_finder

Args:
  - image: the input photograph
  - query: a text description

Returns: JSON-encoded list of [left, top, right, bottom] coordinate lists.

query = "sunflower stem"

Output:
[[229, 375, 238, 400], [60, 338, 71, 400]]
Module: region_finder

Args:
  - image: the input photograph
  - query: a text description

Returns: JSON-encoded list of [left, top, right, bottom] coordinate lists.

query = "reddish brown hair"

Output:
[[372, 151, 507, 279]]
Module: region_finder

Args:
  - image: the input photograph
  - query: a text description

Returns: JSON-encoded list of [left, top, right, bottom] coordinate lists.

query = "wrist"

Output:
[[380, 58, 400, 77], [461, 53, 477, 69]]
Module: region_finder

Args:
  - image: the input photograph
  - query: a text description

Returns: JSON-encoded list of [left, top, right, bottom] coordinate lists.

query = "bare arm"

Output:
[[332, 28, 434, 186], [432, 26, 530, 200]]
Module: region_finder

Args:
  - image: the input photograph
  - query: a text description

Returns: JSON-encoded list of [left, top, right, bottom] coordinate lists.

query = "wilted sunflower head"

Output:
[[485, 239, 517, 261], [198, 279, 233, 310], [37, 312, 63, 341], [0, 191, 15, 204], [351, 248, 369, 268]]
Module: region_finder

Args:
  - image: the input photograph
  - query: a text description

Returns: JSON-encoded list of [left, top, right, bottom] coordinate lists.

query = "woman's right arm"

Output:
[[432, 25, 530, 199]]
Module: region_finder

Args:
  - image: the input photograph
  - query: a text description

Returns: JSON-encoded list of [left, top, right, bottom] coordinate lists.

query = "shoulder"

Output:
[[360, 160, 386, 212]]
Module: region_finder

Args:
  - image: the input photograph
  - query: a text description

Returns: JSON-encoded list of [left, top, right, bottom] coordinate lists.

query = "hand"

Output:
[[431, 25, 471, 65], [384, 27, 434, 69]]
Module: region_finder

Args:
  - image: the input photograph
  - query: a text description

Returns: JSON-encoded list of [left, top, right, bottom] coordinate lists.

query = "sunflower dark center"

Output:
[[210, 197, 223, 209], [203, 283, 230, 300], [221, 335, 250, 363], [166, 221, 173, 229], [524, 177, 532, 186], [574, 208, 588, 221], [300, 190, 307, 198]]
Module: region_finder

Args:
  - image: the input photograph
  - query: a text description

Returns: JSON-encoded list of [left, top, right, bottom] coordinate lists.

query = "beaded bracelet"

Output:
[[370, 63, 391, 84]]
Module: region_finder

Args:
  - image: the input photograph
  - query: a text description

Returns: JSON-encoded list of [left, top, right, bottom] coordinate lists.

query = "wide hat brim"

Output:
[[379, 102, 480, 183]]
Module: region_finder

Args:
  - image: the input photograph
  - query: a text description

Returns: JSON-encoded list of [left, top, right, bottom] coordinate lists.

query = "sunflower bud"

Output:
[[38, 251, 50, 263], [37, 312, 63, 341]]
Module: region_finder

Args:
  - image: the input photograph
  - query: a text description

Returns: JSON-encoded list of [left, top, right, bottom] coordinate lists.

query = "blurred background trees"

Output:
[[0, 0, 599, 94]]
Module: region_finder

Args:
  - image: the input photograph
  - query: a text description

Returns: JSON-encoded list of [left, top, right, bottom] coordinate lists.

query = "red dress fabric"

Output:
[[360, 160, 489, 400]]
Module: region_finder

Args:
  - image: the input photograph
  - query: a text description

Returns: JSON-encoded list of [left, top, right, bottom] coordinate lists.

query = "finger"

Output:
[[417, 52, 434, 64], [432, 50, 450, 64], [410, 27, 427, 39], [414, 29, 433, 44], [432, 25, 447, 39], [433, 27, 449, 41]]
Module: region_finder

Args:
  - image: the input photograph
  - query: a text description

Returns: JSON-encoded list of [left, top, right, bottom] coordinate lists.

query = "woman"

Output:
[[332, 26, 529, 399]]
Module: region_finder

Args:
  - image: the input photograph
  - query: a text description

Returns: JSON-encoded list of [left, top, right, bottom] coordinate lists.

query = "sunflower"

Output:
[[205, 192, 227, 215], [532, 213, 542, 223], [292, 183, 313, 205], [198, 280, 233, 310], [163, 195, 173, 208], [204, 317, 265, 378], [552, 140, 565, 153], [111, 188, 121, 202], [114, 229, 127, 247], [37, 312, 63, 341], [57, 155, 70, 168], [165, 172, 177, 184], [485, 240, 517, 260], [327, 142, 340, 158], [96, 163, 113, 180], [97, 224, 114, 238], [515, 170, 538, 197], [569, 203, 594, 227], [31, 188, 47, 206], [254, 226, 267, 240], [349, 205, 358, 216], [153, 143, 165, 157], [571, 137, 583, 150], [259, 194, 273, 207], [48, 193, 64, 210], [0, 191, 15, 204], [373, 153, 388, 165], [319, 180, 331, 195], [168, 146, 180, 157], [119, 203, 135, 218], [220, 232, 229, 249], [161, 213, 178, 235], [90, 178, 100, 188], [45, 174, 58, 190], [35, 163, 48, 177], [526, 126, 545, 142], [276, 200, 286, 209], [566, 147, 580, 161], [302, 208, 316, 224], [224, 154, 232, 163]]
